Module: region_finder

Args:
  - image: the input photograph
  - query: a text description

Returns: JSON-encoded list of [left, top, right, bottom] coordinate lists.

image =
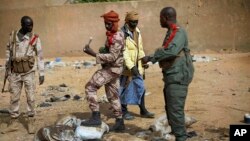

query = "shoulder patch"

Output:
[[30, 34, 39, 46]]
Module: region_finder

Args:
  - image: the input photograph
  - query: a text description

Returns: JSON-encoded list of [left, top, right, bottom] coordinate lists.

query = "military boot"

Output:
[[121, 104, 134, 120], [139, 93, 155, 118], [80, 111, 101, 127], [110, 118, 125, 132]]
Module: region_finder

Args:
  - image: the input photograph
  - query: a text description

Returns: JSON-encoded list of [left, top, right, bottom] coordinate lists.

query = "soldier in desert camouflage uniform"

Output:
[[5, 16, 44, 133], [81, 10, 125, 132]]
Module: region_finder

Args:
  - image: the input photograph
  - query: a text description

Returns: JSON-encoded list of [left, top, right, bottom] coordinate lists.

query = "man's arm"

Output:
[[138, 35, 145, 60], [96, 33, 124, 64], [151, 28, 186, 64], [35, 37, 45, 77], [35, 37, 45, 85]]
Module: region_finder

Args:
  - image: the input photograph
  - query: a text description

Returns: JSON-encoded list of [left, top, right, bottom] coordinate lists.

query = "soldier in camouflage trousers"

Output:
[[81, 10, 125, 132], [5, 16, 44, 133]]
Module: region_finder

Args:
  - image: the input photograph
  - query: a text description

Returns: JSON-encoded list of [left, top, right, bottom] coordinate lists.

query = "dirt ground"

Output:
[[0, 52, 250, 141]]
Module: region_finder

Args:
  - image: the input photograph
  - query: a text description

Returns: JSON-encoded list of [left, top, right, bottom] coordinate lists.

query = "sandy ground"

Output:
[[0, 52, 250, 141]]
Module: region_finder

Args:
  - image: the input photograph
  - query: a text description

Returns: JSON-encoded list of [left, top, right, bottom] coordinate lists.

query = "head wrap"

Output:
[[101, 10, 120, 22], [101, 10, 120, 47], [125, 11, 139, 22]]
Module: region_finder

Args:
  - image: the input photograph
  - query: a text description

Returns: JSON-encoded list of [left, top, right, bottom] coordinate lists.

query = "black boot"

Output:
[[122, 104, 134, 120], [81, 111, 101, 127], [110, 118, 125, 132], [139, 93, 155, 118]]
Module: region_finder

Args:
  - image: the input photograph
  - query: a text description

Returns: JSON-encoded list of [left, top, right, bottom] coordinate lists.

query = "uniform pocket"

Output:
[[164, 65, 184, 85], [9, 74, 21, 82], [28, 57, 35, 69], [163, 56, 194, 85]]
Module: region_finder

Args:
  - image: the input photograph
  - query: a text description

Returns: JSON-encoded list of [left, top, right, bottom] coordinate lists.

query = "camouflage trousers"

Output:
[[85, 69, 122, 118], [8, 71, 36, 118]]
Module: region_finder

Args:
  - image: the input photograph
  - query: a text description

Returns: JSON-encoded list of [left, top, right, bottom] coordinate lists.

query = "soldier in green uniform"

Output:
[[142, 7, 194, 141]]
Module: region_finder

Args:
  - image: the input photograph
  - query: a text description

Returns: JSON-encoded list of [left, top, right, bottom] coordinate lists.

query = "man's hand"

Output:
[[141, 56, 151, 64], [131, 66, 140, 76], [39, 76, 44, 85], [142, 64, 149, 69], [83, 45, 96, 57]]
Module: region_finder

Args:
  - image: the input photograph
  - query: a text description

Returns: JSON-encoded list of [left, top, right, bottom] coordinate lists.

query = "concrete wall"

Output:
[[0, 0, 68, 10], [0, 0, 250, 58]]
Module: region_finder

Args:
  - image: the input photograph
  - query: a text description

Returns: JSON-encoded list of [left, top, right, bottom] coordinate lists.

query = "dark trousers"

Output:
[[164, 84, 188, 141]]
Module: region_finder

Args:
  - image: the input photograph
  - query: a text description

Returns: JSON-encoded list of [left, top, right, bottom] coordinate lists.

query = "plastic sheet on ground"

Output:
[[192, 55, 219, 62]]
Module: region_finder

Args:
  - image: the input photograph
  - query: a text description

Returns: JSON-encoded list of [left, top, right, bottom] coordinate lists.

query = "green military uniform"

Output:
[[151, 24, 194, 141]]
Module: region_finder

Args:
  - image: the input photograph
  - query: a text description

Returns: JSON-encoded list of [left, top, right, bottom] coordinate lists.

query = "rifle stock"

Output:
[[2, 50, 13, 93], [2, 71, 8, 93]]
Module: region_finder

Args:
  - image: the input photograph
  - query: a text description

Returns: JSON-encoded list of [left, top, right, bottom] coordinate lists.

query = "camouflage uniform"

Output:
[[6, 31, 44, 118], [85, 31, 124, 118]]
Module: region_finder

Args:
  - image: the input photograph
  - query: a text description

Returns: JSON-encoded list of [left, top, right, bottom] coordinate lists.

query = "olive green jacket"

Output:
[[151, 25, 194, 85]]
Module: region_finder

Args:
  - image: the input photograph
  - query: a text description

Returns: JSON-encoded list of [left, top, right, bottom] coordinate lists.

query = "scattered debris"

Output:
[[73, 95, 82, 100], [41, 84, 70, 96], [135, 130, 151, 139], [145, 92, 151, 96], [34, 115, 109, 140], [40, 84, 83, 104], [59, 83, 67, 87], [72, 60, 83, 69], [55, 57, 62, 62], [34, 125, 75, 141], [72, 60, 96, 69], [38, 102, 52, 107], [75, 122, 109, 140], [144, 114, 197, 140], [83, 60, 96, 69], [45, 59, 66, 69], [40, 91, 49, 96], [192, 55, 219, 62], [58, 87, 69, 92], [187, 131, 198, 138], [46, 94, 71, 102], [55, 116, 78, 127], [244, 113, 250, 124], [0, 109, 10, 114], [219, 48, 238, 53]]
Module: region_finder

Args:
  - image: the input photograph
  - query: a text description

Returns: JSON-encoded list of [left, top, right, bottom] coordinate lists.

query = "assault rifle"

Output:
[[2, 51, 12, 93], [2, 30, 16, 93]]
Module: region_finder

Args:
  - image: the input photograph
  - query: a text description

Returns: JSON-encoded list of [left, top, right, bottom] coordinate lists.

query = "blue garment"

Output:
[[119, 75, 145, 105]]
